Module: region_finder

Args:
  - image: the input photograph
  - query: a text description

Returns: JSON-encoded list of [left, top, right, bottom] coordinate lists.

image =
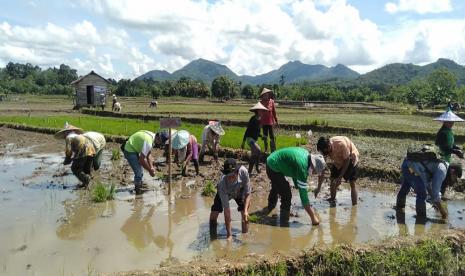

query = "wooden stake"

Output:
[[168, 127, 172, 196]]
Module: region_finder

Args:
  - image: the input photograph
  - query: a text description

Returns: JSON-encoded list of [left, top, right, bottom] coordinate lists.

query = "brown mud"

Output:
[[2, 128, 465, 275]]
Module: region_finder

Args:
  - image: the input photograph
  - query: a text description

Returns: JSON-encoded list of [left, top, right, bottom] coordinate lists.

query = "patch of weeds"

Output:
[[91, 182, 115, 202], [201, 180, 216, 197], [111, 148, 120, 161]]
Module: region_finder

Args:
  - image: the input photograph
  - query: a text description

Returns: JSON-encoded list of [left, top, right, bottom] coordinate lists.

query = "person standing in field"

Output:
[[112, 94, 117, 110], [261, 147, 326, 226], [199, 121, 225, 163], [315, 136, 359, 206], [122, 130, 157, 195], [172, 130, 200, 177], [241, 102, 268, 174], [259, 88, 278, 153], [54, 123, 106, 188], [434, 109, 464, 163], [209, 158, 251, 241]]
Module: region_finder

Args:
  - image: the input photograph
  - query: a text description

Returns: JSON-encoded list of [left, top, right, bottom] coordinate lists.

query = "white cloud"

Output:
[[385, 0, 452, 14]]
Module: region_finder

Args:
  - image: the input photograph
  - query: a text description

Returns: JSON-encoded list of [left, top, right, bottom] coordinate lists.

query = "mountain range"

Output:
[[136, 58, 465, 86]]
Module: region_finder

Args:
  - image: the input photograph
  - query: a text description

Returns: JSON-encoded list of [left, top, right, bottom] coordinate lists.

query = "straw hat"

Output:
[[208, 121, 225, 136], [259, 88, 273, 97], [172, 130, 190, 149], [433, 109, 464, 122], [249, 102, 268, 112], [54, 122, 83, 139]]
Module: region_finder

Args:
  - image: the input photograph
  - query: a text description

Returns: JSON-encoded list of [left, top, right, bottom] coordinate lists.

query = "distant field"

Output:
[[1, 95, 465, 135]]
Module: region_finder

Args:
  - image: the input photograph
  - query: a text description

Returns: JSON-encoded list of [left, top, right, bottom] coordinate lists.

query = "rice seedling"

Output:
[[91, 182, 116, 202], [201, 180, 216, 197], [111, 148, 120, 161]]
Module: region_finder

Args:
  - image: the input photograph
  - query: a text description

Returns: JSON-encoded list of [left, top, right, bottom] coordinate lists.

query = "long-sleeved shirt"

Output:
[[259, 98, 278, 126], [65, 131, 106, 159], [405, 159, 448, 202], [243, 115, 261, 142], [201, 125, 220, 147], [435, 125, 454, 163]]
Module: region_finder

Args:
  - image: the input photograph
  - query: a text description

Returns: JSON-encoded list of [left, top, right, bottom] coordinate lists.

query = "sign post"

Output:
[[160, 117, 181, 198]]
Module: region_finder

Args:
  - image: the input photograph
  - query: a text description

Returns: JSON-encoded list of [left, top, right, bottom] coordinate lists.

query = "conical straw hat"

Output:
[[249, 102, 268, 112], [54, 122, 83, 139], [259, 88, 273, 97], [172, 130, 190, 149], [433, 109, 464, 122]]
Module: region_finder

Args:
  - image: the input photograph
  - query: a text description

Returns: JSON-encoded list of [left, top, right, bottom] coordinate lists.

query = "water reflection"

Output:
[[328, 207, 357, 245]]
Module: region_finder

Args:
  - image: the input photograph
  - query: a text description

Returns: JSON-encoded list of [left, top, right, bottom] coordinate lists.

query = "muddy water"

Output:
[[1, 147, 465, 275]]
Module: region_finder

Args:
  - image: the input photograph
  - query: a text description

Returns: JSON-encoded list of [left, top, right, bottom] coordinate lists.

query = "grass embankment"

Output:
[[0, 114, 304, 150], [149, 230, 465, 275]]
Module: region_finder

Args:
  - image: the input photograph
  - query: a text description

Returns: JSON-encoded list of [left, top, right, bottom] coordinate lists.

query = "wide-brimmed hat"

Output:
[[259, 88, 273, 97], [54, 122, 83, 139], [208, 121, 225, 136], [310, 154, 326, 175], [434, 109, 464, 122], [172, 130, 190, 149], [249, 102, 268, 112]]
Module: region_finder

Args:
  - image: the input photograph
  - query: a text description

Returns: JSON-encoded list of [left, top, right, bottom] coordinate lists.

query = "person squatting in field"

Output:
[[241, 102, 268, 174], [261, 147, 326, 226], [199, 121, 225, 163], [259, 88, 278, 153], [316, 136, 360, 207], [209, 158, 251, 241], [55, 123, 106, 188], [122, 130, 157, 195]]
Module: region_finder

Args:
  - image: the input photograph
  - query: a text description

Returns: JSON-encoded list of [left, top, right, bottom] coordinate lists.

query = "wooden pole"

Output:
[[168, 127, 172, 196]]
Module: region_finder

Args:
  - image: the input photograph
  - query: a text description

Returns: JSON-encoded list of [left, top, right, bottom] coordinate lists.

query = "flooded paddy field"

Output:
[[2, 128, 465, 275]]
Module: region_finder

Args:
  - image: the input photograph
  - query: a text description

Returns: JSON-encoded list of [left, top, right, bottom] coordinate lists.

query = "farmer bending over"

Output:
[[123, 130, 157, 195], [55, 123, 106, 188], [172, 130, 200, 176], [316, 136, 359, 206], [241, 102, 268, 174], [209, 158, 251, 241], [261, 147, 325, 226], [199, 121, 225, 163]]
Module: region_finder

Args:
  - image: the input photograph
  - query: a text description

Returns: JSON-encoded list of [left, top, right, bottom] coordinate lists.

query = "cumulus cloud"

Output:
[[385, 0, 452, 14]]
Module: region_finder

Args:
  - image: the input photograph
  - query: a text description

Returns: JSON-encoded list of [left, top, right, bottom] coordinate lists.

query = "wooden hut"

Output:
[[71, 71, 111, 109]]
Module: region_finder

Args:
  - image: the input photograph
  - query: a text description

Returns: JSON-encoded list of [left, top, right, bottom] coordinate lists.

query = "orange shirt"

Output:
[[329, 136, 359, 169]]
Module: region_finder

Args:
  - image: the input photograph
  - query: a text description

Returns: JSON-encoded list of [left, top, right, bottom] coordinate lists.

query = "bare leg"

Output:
[[304, 205, 320, 225], [350, 180, 358, 206]]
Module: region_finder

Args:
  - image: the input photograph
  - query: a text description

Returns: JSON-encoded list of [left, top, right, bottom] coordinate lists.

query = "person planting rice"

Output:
[[199, 121, 225, 163], [261, 147, 325, 226], [154, 129, 177, 157], [315, 136, 359, 206], [259, 88, 278, 153], [209, 158, 251, 241], [434, 108, 464, 163], [241, 102, 268, 174], [172, 130, 200, 177], [395, 145, 462, 220], [54, 123, 106, 188], [122, 130, 157, 195]]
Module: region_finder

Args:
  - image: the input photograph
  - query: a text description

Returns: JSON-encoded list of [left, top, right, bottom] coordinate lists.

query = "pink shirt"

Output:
[[329, 136, 359, 169], [259, 98, 278, 126]]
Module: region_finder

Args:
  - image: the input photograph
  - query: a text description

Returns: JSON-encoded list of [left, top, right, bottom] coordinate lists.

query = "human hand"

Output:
[[149, 168, 156, 177], [243, 212, 249, 222], [313, 187, 320, 198], [226, 235, 233, 242]]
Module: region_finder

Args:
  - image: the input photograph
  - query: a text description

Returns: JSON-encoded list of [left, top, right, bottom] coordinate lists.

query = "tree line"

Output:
[[1, 62, 464, 106]]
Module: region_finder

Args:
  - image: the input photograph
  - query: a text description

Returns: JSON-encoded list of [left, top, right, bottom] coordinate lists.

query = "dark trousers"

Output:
[[397, 159, 427, 206], [71, 156, 93, 185], [266, 164, 292, 212]]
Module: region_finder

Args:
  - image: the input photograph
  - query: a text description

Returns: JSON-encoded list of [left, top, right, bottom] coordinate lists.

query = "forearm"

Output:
[[243, 194, 251, 212], [224, 208, 232, 237], [317, 174, 325, 190]]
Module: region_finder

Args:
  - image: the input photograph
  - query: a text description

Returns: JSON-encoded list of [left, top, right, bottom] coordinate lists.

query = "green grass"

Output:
[[111, 148, 120, 161], [201, 180, 216, 197], [91, 182, 115, 202]]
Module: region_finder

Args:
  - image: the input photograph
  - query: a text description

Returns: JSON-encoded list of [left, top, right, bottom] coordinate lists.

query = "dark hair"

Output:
[[317, 137, 330, 153]]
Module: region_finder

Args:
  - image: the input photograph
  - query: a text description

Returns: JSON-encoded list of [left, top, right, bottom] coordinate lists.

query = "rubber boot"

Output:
[[416, 202, 427, 218], [395, 196, 406, 212], [248, 156, 256, 174], [270, 138, 276, 153], [76, 173, 90, 188], [434, 201, 448, 219], [134, 181, 143, 195], [279, 209, 290, 227], [263, 137, 269, 153], [255, 157, 261, 174], [209, 220, 218, 239]]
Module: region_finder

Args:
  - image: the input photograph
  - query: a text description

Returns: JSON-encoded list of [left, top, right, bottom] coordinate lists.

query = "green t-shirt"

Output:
[[124, 131, 155, 154], [436, 126, 454, 163], [267, 147, 311, 206]]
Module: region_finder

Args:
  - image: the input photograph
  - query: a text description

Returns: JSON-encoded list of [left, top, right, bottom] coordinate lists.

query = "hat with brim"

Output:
[[249, 102, 268, 112], [54, 123, 83, 139], [209, 122, 225, 136], [172, 130, 190, 150], [310, 154, 326, 175], [433, 109, 464, 122], [260, 88, 273, 97]]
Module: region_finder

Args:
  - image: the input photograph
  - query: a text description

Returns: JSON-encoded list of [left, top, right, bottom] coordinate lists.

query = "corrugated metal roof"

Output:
[[70, 70, 111, 85]]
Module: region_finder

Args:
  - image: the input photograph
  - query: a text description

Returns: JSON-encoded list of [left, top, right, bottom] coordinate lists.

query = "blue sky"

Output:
[[1, 0, 464, 79]]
